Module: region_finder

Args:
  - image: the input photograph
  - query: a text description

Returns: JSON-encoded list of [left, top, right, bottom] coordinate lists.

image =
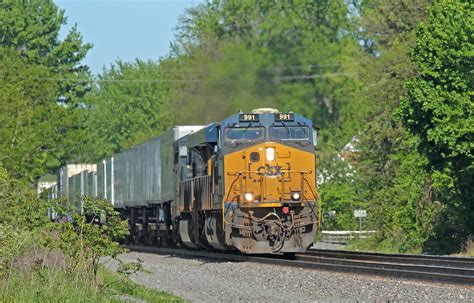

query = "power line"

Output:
[[7, 76, 200, 83], [92, 78, 199, 83], [274, 72, 358, 80], [3, 71, 357, 84], [262, 63, 341, 72], [0, 63, 342, 74]]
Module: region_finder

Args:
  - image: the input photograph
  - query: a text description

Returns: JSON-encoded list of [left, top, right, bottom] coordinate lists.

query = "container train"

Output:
[[49, 108, 320, 254]]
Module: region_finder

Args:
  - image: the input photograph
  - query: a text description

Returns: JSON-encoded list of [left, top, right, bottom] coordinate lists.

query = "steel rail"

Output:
[[307, 249, 474, 268], [125, 245, 474, 285]]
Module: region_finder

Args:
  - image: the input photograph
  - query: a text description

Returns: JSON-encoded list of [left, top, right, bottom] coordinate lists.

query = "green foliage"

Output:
[[0, 50, 63, 181], [398, 0, 473, 253], [0, 0, 92, 102], [0, 1, 92, 182], [1, 267, 111, 302], [0, 166, 179, 301], [318, 153, 361, 231], [83, 59, 175, 158], [49, 196, 129, 282], [332, 0, 441, 252], [170, 42, 276, 124], [1, 266, 183, 302], [362, 135, 442, 251], [80, 0, 366, 160], [0, 166, 49, 230], [400, 0, 472, 174], [174, 0, 365, 149], [100, 267, 185, 303], [1, 166, 126, 277]]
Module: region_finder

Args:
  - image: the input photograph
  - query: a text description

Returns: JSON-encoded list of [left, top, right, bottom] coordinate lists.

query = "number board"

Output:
[[274, 113, 294, 121], [239, 113, 259, 122]]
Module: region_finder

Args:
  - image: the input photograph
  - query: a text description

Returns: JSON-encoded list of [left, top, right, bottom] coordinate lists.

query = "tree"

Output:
[[0, 50, 66, 181], [169, 42, 278, 125], [399, 0, 473, 252], [174, 0, 365, 149], [83, 59, 175, 158], [0, 165, 51, 274], [0, 0, 92, 103], [54, 197, 129, 283], [328, 0, 436, 252], [0, 1, 92, 182]]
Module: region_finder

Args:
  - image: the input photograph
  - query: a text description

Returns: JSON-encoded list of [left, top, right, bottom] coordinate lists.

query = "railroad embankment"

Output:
[[105, 250, 474, 303]]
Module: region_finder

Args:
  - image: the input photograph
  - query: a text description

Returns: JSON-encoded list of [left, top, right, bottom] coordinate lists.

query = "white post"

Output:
[[94, 172, 98, 197], [111, 156, 115, 206], [103, 159, 107, 200]]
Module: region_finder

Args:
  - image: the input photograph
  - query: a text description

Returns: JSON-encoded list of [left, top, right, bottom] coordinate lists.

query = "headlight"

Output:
[[244, 193, 254, 202], [291, 191, 301, 201], [266, 147, 275, 162]]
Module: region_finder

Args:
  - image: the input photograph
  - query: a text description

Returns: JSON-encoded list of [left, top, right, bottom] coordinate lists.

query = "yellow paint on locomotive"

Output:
[[222, 142, 318, 209]]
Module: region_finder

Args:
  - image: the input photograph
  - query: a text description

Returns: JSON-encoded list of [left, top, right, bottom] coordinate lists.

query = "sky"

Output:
[[56, 0, 202, 74]]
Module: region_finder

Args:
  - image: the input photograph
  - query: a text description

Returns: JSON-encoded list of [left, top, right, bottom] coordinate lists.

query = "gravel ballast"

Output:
[[104, 251, 474, 302]]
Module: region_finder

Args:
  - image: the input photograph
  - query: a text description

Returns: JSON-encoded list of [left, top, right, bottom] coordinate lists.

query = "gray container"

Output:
[[95, 158, 117, 206], [92, 126, 204, 209], [68, 173, 80, 211], [86, 171, 96, 197], [106, 158, 113, 205], [159, 129, 175, 203], [97, 160, 105, 200], [145, 137, 161, 203], [113, 153, 126, 208], [58, 164, 96, 198], [113, 139, 159, 207]]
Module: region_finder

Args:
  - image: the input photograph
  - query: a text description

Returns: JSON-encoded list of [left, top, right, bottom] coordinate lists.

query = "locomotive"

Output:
[[51, 108, 320, 254]]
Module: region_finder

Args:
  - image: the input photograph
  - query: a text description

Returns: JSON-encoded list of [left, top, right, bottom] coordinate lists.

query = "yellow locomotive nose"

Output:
[[224, 141, 317, 206], [223, 140, 318, 254]]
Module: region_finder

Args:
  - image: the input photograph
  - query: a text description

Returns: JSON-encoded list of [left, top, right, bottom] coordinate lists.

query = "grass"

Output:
[[464, 242, 474, 257], [1, 268, 109, 302], [455, 238, 474, 257], [100, 267, 184, 303], [0, 266, 184, 302], [345, 236, 422, 254]]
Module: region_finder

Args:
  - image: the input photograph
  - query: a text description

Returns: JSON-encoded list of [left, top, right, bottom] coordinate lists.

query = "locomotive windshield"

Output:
[[270, 126, 310, 141], [225, 127, 265, 142]]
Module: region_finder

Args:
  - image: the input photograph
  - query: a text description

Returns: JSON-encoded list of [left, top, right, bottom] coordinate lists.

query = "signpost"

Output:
[[354, 210, 367, 237]]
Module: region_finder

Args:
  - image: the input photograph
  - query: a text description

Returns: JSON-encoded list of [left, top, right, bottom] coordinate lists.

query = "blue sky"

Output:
[[56, 0, 202, 74]]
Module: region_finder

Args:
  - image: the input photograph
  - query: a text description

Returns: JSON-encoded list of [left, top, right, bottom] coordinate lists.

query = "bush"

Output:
[[51, 196, 129, 283], [0, 167, 180, 301]]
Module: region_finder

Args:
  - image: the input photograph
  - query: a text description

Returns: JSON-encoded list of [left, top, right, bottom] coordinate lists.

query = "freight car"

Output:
[[51, 108, 320, 254]]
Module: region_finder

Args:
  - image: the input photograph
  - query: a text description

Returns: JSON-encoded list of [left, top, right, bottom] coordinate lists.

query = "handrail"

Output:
[[303, 175, 319, 201]]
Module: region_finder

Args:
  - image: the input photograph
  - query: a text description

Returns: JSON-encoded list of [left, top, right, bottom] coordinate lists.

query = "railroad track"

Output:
[[307, 248, 474, 268], [126, 245, 474, 285], [298, 249, 474, 284]]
